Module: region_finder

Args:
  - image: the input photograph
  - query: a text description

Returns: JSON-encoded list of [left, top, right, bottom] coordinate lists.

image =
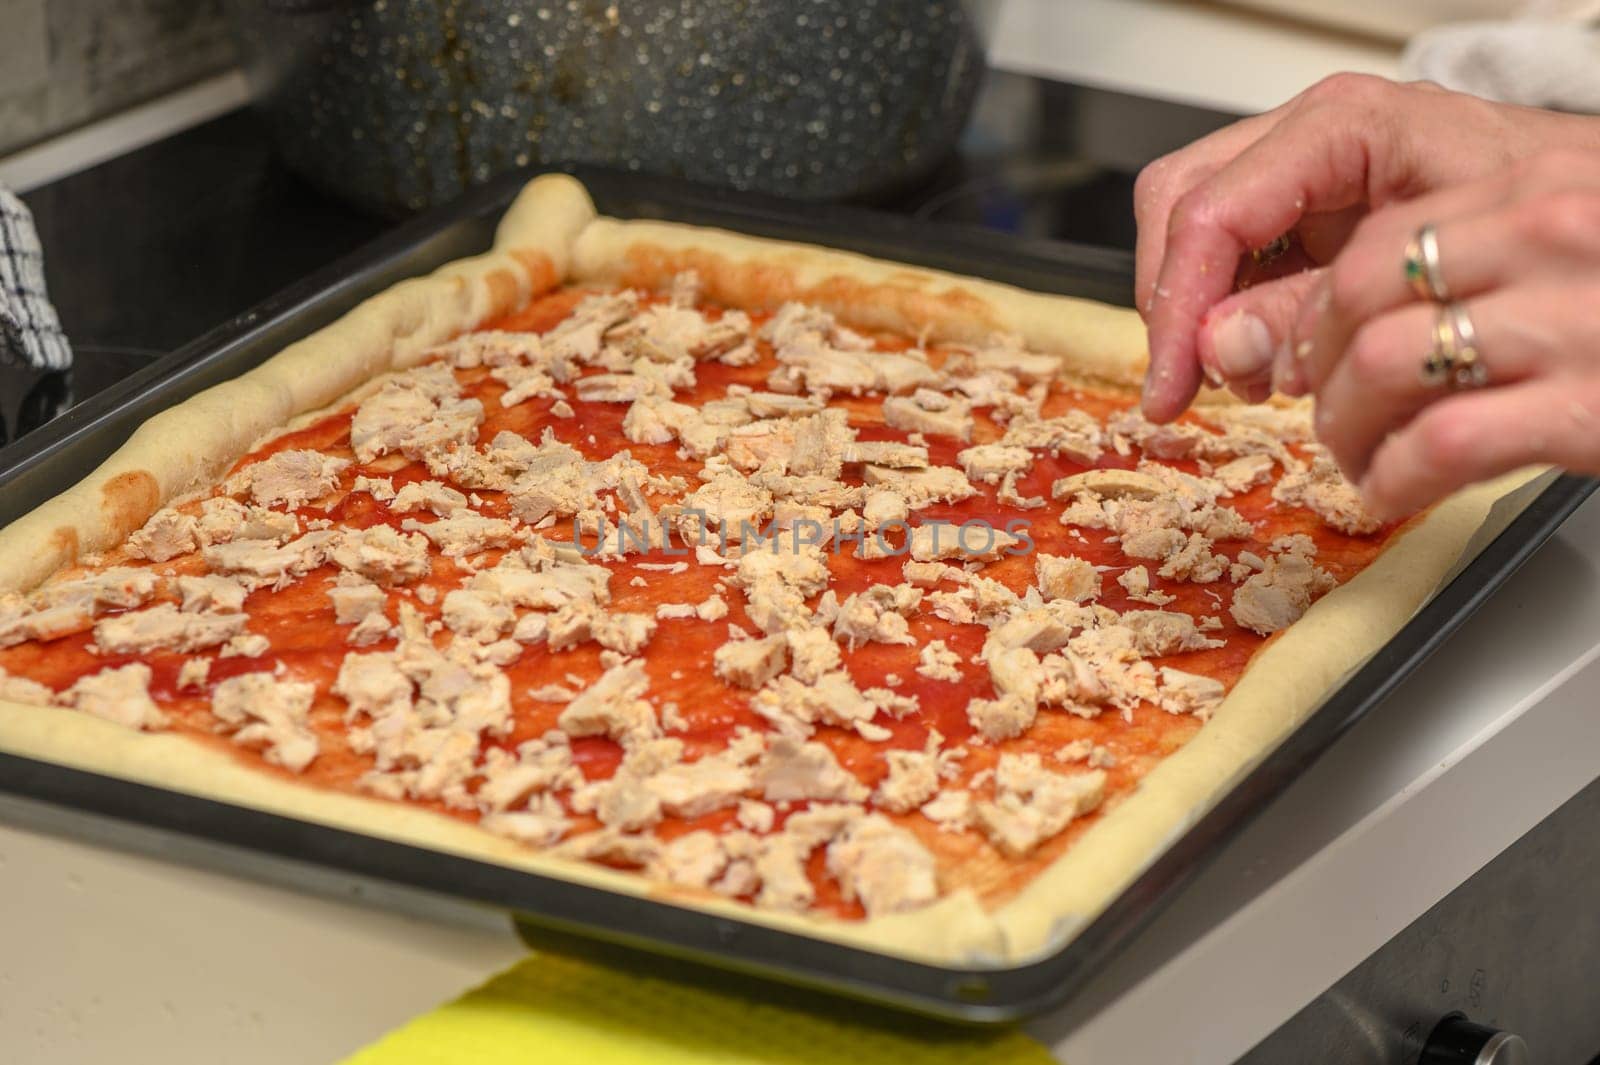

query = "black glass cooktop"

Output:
[[3, 70, 1234, 445]]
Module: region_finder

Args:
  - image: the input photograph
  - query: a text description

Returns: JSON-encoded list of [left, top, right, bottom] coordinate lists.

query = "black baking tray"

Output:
[[0, 166, 1592, 1022]]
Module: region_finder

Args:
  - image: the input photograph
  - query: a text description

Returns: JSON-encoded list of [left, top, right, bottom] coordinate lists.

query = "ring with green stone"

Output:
[[1403, 222, 1449, 302]]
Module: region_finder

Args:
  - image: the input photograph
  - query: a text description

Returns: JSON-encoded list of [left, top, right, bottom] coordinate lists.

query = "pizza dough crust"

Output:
[[570, 215, 1151, 391], [0, 174, 1542, 966], [0, 175, 593, 595]]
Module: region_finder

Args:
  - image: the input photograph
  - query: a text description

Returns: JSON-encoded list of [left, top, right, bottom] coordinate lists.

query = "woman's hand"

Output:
[[1135, 73, 1600, 422], [1274, 151, 1600, 521]]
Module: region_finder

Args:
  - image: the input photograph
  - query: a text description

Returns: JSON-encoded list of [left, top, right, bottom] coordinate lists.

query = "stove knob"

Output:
[[1420, 1014, 1529, 1065]]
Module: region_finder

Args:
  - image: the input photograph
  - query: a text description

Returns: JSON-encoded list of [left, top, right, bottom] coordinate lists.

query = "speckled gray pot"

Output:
[[225, 1, 983, 214]]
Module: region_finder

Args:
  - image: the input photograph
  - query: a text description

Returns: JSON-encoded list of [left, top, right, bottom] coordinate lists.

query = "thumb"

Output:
[[1196, 269, 1325, 396]]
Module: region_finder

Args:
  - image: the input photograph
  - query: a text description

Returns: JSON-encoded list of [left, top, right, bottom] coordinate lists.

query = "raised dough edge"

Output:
[[0, 700, 1001, 965], [570, 213, 1155, 392], [0, 173, 594, 597], [0, 171, 1003, 965], [0, 173, 1543, 969], [984, 465, 1544, 962], [561, 210, 1545, 959]]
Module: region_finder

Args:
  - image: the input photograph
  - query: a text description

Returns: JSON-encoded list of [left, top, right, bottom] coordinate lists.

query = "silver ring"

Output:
[[1404, 222, 1450, 302]]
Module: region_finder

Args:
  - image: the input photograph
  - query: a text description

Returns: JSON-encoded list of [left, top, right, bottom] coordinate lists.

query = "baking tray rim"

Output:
[[0, 165, 1591, 1023]]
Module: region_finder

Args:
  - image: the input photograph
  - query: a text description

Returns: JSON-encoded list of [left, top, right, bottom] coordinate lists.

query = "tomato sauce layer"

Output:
[[0, 286, 1400, 918]]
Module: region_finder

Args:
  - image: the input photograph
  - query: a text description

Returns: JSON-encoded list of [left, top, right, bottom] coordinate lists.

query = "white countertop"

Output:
[[984, 0, 1404, 116], [6, 491, 1598, 1065]]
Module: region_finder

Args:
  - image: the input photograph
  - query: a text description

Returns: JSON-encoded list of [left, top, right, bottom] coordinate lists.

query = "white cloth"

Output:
[[1404, 21, 1600, 111], [1402, 1, 1600, 111], [0, 184, 70, 371]]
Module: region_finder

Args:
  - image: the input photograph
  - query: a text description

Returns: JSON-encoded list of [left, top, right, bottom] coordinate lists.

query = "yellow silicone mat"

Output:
[[339, 946, 1056, 1065]]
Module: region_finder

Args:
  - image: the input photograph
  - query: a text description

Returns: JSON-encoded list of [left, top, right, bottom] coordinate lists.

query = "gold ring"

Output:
[[1420, 306, 1455, 385], [1403, 222, 1450, 302], [1419, 302, 1489, 389], [1446, 302, 1488, 389]]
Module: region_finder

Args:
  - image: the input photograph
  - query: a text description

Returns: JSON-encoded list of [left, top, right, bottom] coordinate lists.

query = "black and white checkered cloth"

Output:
[[0, 184, 71, 371]]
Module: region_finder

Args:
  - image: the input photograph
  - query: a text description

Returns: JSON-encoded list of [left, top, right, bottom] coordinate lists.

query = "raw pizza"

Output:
[[0, 176, 1520, 963]]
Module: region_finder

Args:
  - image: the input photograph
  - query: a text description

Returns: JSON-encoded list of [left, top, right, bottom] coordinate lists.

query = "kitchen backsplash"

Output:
[[0, 0, 235, 156]]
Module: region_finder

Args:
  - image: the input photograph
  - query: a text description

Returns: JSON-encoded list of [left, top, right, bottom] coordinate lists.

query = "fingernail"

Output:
[[1211, 311, 1274, 379], [1357, 475, 1392, 521]]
